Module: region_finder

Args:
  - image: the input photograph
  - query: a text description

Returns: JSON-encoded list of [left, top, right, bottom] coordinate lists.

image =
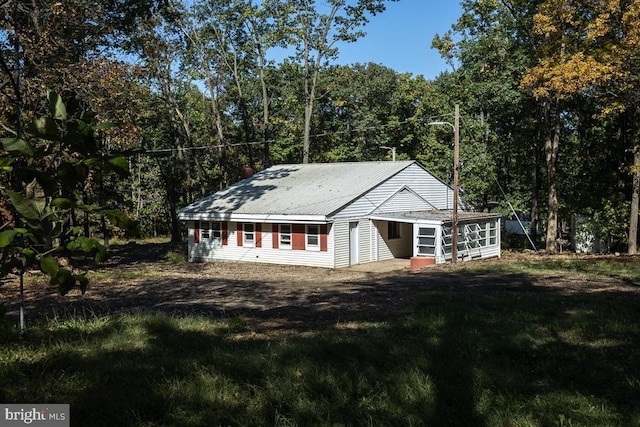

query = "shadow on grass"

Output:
[[0, 267, 639, 425]]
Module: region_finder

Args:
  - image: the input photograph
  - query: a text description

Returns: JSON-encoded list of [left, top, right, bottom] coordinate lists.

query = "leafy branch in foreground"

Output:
[[0, 91, 138, 327]]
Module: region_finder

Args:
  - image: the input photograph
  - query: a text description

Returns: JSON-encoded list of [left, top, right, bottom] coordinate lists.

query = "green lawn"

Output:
[[1, 258, 639, 426]]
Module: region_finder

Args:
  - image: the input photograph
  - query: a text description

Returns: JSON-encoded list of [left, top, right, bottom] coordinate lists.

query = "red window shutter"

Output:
[[237, 222, 243, 246], [292, 224, 305, 250], [256, 223, 262, 248], [320, 224, 328, 252], [194, 221, 200, 243], [222, 221, 228, 245], [272, 224, 279, 249]]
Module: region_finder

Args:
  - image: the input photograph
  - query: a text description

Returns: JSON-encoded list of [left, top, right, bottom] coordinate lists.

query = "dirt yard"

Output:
[[2, 242, 639, 334]]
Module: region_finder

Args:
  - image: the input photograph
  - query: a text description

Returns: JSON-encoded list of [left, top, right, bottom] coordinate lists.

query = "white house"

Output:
[[178, 161, 500, 268]]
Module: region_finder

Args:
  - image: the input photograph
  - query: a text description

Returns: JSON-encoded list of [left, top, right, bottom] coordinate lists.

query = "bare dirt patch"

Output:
[[2, 243, 639, 334]]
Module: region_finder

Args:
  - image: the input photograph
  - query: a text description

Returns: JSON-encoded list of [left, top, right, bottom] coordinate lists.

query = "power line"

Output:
[[143, 114, 449, 154]]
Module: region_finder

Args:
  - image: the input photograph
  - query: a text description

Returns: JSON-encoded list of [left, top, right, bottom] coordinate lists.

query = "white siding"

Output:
[[374, 188, 434, 213], [188, 222, 336, 268], [359, 220, 372, 263], [331, 163, 453, 220], [375, 220, 393, 261]]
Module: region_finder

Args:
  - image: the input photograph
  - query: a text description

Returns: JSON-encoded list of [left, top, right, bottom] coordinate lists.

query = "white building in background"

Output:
[[178, 161, 500, 268]]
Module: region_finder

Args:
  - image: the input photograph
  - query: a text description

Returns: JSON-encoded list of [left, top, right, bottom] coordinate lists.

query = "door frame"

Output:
[[349, 221, 359, 265]]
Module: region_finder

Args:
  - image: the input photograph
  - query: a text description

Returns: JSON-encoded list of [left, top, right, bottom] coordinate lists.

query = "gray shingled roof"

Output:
[[179, 161, 416, 217]]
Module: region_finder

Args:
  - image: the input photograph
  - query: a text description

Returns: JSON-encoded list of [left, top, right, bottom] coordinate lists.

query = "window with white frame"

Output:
[[441, 226, 452, 255], [417, 227, 437, 255], [279, 224, 292, 249], [306, 225, 319, 250], [479, 222, 487, 245], [488, 221, 498, 245], [243, 223, 255, 247], [199, 221, 222, 247], [456, 226, 465, 253], [464, 223, 485, 248], [441, 226, 464, 254], [200, 221, 211, 240]]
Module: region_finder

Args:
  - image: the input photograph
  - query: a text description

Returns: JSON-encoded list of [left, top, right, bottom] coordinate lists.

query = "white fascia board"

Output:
[[178, 212, 328, 224], [368, 214, 444, 225], [231, 214, 328, 224], [178, 212, 232, 221]]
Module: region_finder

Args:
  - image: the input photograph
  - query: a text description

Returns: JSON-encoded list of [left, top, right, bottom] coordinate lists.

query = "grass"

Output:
[[471, 252, 640, 282], [1, 259, 639, 426]]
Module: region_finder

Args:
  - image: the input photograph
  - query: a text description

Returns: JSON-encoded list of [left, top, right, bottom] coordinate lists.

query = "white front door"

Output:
[[349, 222, 359, 265]]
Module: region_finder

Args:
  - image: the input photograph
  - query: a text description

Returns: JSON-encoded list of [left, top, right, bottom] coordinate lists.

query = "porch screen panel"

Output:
[[442, 227, 452, 255], [489, 221, 498, 245], [465, 224, 484, 248], [417, 227, 437, 255]]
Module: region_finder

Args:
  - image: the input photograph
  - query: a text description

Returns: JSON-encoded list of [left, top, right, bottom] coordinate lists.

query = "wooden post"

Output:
[[452, 104, 460, 264]]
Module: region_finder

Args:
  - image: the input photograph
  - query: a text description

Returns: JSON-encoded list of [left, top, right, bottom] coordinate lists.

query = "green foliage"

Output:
[[0, 92, 138, 319], [1, 138, 34, 157], [165, 247, 187, 263]]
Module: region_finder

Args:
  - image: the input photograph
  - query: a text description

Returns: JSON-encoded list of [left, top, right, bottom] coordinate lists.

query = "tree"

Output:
[[288, 0, 396, 163], [432, 0, 542, 223], [521, 0, 640, 253], [0, 91, 137, 331]]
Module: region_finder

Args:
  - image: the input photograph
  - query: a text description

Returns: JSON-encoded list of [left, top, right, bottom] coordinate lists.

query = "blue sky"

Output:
[[332, 0, 462, 79]]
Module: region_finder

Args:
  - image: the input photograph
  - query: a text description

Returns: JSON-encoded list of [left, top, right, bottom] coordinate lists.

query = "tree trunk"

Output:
[[531, 142, 540, 246], [202, 63, 227, 188], [628, 146, 640, 254], [101, 212, 110, 249], [302, 64, 320, 164], [167, 184, 182, 243], [259, 64, 270, 167], [302, 44, 313, 164], [545, 99, 560, 254], [531, 104, 542, 246], [303, 101, 313, 163]]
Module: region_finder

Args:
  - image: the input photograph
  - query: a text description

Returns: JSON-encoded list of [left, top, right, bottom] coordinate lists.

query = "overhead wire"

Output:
[[142, 114, 450, 154]]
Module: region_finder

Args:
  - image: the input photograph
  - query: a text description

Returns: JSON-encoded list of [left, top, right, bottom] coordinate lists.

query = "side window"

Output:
[[199, 221, 223, 247], [488, 221, 498, 245], [244, 223, 255, 247], [280, 224, 292, 249], [211, 222, 222, 247], [417, 227, 436, 255], [465, 224, 482, 248], [306, 225, 319, 250], [201, 221, 211, 239], [388, 222, 401, 239]]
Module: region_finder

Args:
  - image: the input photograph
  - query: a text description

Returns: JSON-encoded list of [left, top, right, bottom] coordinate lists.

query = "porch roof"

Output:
[[369, 210, 501, 224]]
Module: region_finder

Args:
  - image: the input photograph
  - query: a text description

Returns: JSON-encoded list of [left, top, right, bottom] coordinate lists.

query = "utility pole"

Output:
[[428, 104, 461, 264], [452, 104, 460, 264]]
